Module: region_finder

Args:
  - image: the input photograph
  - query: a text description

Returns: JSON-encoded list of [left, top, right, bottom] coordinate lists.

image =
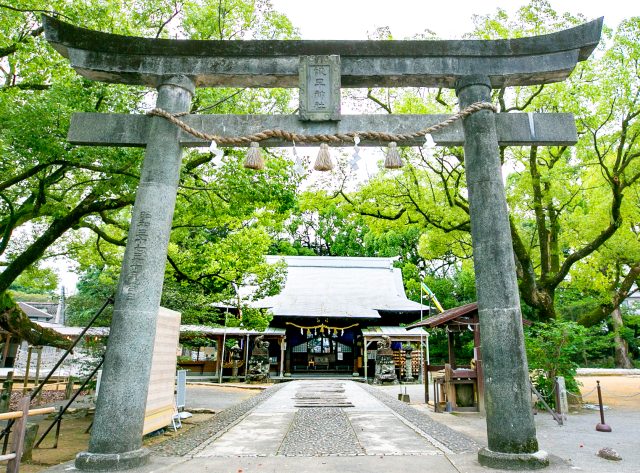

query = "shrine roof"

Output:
[[35, 321, 285, 338], [362, 326, 427, 340], [407, 302, 532, 329], [18, 302, 54, 320], [250, 256, 427, 319], [407, 303, 479, 329]]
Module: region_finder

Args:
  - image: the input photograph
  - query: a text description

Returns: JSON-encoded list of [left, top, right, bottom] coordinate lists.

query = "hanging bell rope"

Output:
[[384, 142, 403, 169], [146, 101, 497, 147], [243, 141, 264, 170], [313, 143, 334, 171]]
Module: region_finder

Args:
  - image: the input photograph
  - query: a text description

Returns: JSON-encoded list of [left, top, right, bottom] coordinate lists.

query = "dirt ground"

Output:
[[576, 375, 640, 409], [12, 382, 258, 473], [17, 412, 215, 473]]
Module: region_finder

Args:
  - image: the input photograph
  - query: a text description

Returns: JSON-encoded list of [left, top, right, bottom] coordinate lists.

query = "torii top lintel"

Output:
[[43, 15, 602, 90]]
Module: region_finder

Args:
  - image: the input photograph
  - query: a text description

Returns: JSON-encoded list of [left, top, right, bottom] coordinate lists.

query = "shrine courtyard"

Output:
[[39, 377, 640, 473]]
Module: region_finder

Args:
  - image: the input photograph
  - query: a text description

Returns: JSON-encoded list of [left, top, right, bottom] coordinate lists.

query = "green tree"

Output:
[[0, 0, 298, 344], [317, 3, 640, 328]]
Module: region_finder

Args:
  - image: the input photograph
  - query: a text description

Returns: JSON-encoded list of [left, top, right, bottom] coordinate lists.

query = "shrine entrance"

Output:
[[288, 327, 356, 375], [42, 14, 603, 471]]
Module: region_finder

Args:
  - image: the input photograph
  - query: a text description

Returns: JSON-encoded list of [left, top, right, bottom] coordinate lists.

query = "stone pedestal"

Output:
[[75, 76, 194, 471], [457, 75, 547, 469]]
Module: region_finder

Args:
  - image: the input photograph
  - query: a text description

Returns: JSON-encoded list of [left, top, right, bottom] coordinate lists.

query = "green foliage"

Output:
[[525, 320, 613, 404], [65, 267, 116, 327], [160, 280, 221, 326], [0, 1, 301, 336], [9, 266, 58, 295], [180, 332, 213, 350], [8, 290, 53, 303]]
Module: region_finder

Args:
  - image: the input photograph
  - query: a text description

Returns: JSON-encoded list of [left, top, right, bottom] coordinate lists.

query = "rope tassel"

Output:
[[243, 141, 264, 170], [314, 143, 334, 171], [384, 142, 403, 169]]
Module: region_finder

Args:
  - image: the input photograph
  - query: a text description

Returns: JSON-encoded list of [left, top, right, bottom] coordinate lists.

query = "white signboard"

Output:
[[143, 306, 181, 434]]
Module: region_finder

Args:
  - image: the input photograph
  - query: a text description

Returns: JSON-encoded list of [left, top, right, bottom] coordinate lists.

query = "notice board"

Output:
[[143, 306, 181, 434]]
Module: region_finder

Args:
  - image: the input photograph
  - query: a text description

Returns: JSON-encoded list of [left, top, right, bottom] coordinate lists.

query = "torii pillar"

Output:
[[457, 75, 540, 467], [42, 15, 602, 471]]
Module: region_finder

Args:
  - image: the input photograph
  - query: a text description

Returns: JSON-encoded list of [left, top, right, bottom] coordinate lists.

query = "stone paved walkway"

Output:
[[191, 380, 465, 458], [44, 379, 640, 473]]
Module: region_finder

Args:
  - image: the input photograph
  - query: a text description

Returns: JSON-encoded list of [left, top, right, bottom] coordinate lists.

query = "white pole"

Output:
[[279, 339, 285, 377], [245, 334, 250, 379], [364, 337, 368, 382], [426, 332, 431, 399], [419, 278, 424, 384], [218, 308, 228, 384]]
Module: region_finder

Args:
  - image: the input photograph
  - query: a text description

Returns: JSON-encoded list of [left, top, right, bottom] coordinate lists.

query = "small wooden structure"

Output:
[[408, 303, 483, 412]]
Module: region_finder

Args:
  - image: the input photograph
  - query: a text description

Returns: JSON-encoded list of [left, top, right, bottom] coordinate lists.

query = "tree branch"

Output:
[[0, 193, 134, 293], [81, 222, 127, 246], [578, 262, 640, 326], [366, 89, 392, 113]]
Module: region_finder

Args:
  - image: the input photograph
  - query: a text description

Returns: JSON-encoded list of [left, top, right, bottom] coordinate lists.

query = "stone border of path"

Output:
[[359, 384, 479, 454], [152, 383, 286, 457]]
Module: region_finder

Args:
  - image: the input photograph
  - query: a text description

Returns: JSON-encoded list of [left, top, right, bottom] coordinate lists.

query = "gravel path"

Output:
[[278, 407, 364, 456], [359, 383, 479, 453], [152, 383, 286, 456]]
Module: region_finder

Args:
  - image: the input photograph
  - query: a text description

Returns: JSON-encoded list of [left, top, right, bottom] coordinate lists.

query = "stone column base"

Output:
[[75, 448, 150, 471], [478, 447, 549, 470]]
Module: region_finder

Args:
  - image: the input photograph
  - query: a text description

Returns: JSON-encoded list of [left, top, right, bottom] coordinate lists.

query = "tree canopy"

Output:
[[0, 1, 638, 368], [0, 0, 298, 343]]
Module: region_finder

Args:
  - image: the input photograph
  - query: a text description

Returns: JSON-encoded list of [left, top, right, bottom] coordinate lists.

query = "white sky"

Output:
[[270, 0, 635, 39], [52, 0, 638, 293]]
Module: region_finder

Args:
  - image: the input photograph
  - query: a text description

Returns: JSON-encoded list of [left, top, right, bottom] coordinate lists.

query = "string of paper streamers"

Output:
[[285, 321, 359, 336], [147, 101, 497, 171]]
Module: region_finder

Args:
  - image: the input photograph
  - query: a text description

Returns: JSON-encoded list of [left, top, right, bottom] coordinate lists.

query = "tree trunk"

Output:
[[611, 306, 633, 369], [0, 292, 72, 350]]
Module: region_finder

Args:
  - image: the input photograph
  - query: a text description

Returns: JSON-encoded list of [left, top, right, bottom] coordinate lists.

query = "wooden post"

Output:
[[1, 336, 11, 368], [22, 347, 32, 395], [64, 377, 74, 400], [279, 338, 285, 377], [244, 335, 250, 378], [474, 316, 485, 413], [7, 396, 29, 473], [363, 337, 368, 382], [285, 341, 291, 375], [447, 331, 456, 369], [444, 363, 456, 410], [33, 347, 42, 403], [216, 336, 223, 381], [21, 423, 39, 462], [0, 372, 14, 414]]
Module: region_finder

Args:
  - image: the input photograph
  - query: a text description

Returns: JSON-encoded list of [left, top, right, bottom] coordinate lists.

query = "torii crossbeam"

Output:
[[43, 15, 602, 471]]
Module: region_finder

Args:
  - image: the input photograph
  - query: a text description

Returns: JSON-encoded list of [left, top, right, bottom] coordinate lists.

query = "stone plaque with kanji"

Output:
[[299, 55, 341, 121]]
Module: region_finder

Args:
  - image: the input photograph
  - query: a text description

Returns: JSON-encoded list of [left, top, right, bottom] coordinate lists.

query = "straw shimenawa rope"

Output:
[[146, 101, 497, 147]]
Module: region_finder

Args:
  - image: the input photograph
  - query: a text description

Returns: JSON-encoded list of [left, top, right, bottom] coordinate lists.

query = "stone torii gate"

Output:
[[43, 15, 602, 471]]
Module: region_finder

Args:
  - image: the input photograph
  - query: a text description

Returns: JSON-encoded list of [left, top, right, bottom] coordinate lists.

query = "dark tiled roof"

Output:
[[407, 301, 531, 329], [407, 302, 478, 329]]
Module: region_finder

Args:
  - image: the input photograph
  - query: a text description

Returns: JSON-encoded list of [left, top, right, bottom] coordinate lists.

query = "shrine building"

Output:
[[246, 255, 429, 379]]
